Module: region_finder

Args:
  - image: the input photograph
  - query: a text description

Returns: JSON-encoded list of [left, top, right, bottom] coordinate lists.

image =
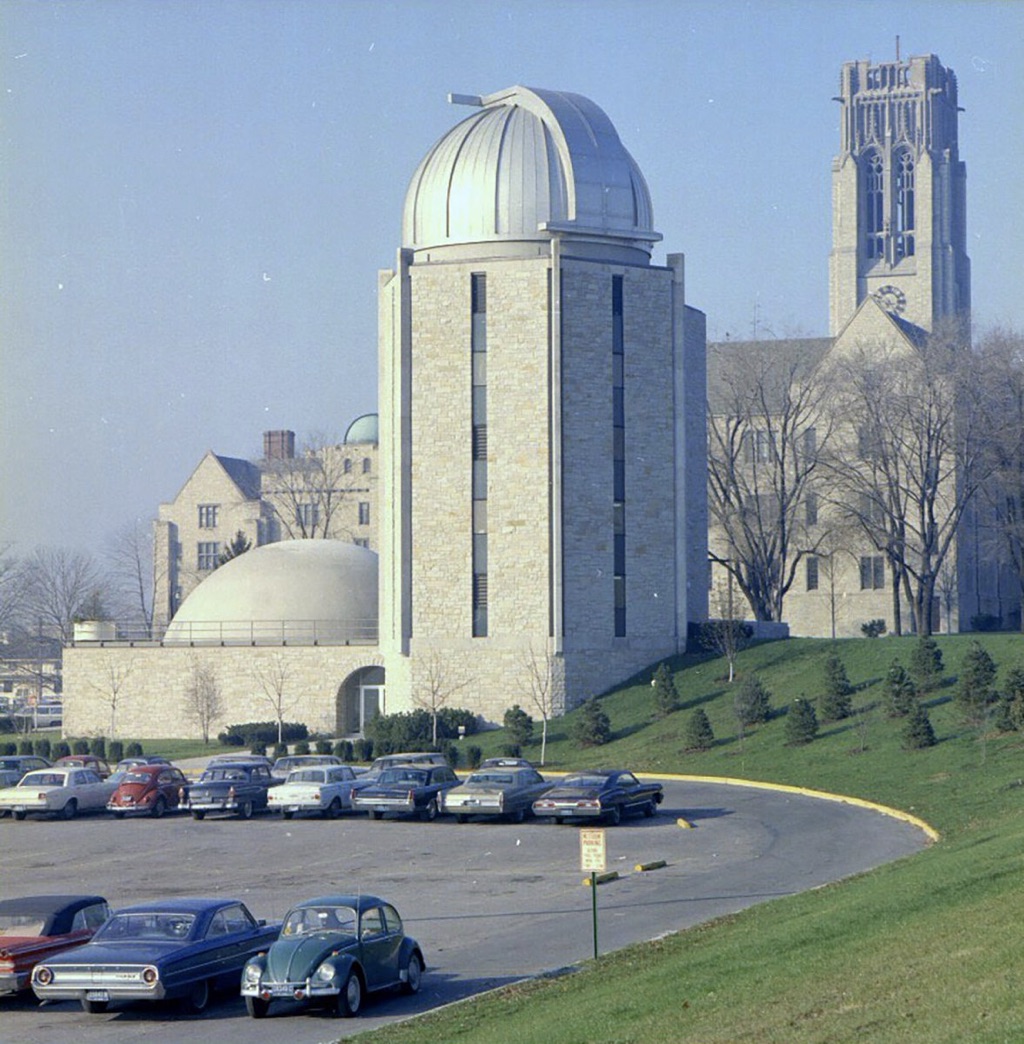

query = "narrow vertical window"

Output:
[[806, 556, 819, 591], [895, 150, 915, 258], [865, 151, 885, 259], [612, 276, 626, 637], [471, 273, 488, 637]]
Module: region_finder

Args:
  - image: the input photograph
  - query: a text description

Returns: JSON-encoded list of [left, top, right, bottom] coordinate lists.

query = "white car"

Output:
[[267, 765, 360, 819], [0, 767, 117, 820]]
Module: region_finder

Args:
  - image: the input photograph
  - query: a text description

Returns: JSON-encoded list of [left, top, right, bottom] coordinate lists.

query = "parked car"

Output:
[[107, 764, 189, 818], [479, 756, 536, 769], [54, 755, 112, 779], [0, 895, 110, 996], [114, 756, 171, 773], [352, 764, 461, 821], [241, 894, 423, 1018], [182, 761, 279, 819], [270, 753, 344, 780], [359, 752, 449, 781], [206, 753, 274, 768], [0, 767, 118, 820], [11, 704, 63, 729], [268, 765, 360, 819], [0, 755, 51, 788], [31, 897, 279, 1013], [443, 765, 553, 823], [531, 769, 664, 825]]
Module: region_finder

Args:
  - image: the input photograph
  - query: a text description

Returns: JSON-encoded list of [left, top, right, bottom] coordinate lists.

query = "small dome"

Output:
[[344, 413, 379, 445], [403, 86, 660, 256], [165, 541, 377, 644]]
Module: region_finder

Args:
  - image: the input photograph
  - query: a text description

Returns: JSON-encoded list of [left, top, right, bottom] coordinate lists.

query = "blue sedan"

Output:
[[532, 769, 664, 825], [31, 897, 279, 1014], [351, 764, 461, 820]]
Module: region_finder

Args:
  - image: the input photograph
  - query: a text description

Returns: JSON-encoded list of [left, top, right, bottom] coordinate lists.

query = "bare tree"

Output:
[[105, 521, 154, 636], [517, 643, 562, 766], [412, 651, 468, 746], [252, 654, 299, 745], [260, 432, 361, 541], [707, 340, 836, 621], [974, 327, 1024, 629], [184, 655, 223, 744], [88, 653, 136, 738], [827, 323, 990, 636], [0, 545, 27, 635], [19, 547, 107, 643], [699, 578, 753, 683]]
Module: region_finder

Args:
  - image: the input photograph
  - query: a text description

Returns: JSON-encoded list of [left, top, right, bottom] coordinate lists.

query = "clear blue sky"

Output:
[[2, 0, 1021, 554]]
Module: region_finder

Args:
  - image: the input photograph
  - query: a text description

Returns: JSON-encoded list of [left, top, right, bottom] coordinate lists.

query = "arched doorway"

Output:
[[337, 666, 385, 737]]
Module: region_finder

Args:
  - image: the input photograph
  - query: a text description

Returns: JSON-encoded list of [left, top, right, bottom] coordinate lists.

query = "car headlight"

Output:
[[35, 966, 53, 986], [243, 962, 262, 984], [315, 961, 336, 982], [142, 966, 158, 985]]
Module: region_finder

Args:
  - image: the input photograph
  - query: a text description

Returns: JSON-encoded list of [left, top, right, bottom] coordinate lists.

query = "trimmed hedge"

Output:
[[217, 721, 309, 747]]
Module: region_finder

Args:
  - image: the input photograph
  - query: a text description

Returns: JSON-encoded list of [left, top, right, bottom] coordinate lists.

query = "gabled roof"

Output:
[[213, 455, 261, 499], [707, 337, 833, 413]]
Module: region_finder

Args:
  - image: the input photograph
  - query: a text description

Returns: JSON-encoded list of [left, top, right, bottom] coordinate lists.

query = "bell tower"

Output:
[[829, 51, 970, 334]]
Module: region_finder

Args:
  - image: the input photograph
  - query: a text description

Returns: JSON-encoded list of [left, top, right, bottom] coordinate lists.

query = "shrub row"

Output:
[[217, 721, 309, 747], [0, 737, 144, 760]]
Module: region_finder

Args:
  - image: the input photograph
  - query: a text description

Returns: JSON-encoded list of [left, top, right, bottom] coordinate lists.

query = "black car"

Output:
[[181, 762, 280, 819], [532, 769, 663, 825], [351, 764, 460, 821]]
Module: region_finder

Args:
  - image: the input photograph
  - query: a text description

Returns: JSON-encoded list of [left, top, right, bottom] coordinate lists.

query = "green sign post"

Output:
[[580, 828, 606, 959]]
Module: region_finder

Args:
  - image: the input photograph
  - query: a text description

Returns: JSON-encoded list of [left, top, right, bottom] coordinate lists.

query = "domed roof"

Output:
[[402, 86, 660, 256], [344, 413, 379, 445], [165, 541, 378, 644]]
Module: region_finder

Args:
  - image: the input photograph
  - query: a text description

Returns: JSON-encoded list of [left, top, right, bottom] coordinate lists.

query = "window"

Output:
[[895, 150, 915, 258], [362, 457, 372, 473], [744, 429, 774, 464], [806, 556, 819, 591], [198, 504, 219, 529], [860, 555, 885, 590], [865, 151, 884, 259], [296, 503, 319, 529], [472, 272, 488, 637], [354, 538, 369, 549], [197, 542, 220, 570], [358, 502, 370, 526], [343, 458, 352, 474], [612, 275, 626, 637], [805, 492, 818, 527], [803, 427, 817, 458]]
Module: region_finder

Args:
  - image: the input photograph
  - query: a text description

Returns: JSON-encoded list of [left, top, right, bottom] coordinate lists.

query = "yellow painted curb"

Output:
[[634, 771, 940, 843], [582, 871, 620, 886], [676, 817, 693, 829], [634, 859, 667, 872]]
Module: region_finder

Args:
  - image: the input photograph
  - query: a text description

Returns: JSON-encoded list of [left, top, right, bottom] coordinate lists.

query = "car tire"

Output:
[[13, 810, 26, 821], [512, 807, 526, 824], [369, 810, 382, 821], [421, 799, 438, 822], [152, 796, 167, 819], [403, 952, 423, 994], [81, 998, 108, 1014], [606, 806, 621, 826], [112, 810, 126, 819], [282, 810, 294, 820], [192, 810, 205, 820], [245, 996, 270, 1019], [181, 978, 210, 1013], [643, 800, 657, 818], [455, 814, 467, 824], [326, 797, 342, 819], [336, 969, 363, 1017], [61, 800, 78, 821], [554, 816, 564, 826], [239, 800, 254, 820]]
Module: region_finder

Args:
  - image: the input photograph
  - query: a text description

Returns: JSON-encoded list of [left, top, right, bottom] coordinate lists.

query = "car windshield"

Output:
[[123, 771, 155, 784], [0, 913, 46, 936], [467, 773, 515, 785], [282, 905, 356, 936], [288, 769, 326, 783], [95, 912, 197, 942], [378, 768, 428, 786], [19, 772, 65, 787], [202, 768, 248, 782]]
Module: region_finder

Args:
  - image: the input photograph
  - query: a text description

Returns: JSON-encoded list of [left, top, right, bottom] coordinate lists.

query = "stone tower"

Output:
[[378, 86, 707, 722], [829, 53, 970, 335]]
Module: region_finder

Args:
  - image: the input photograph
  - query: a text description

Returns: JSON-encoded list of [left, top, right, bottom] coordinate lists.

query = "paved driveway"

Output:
[[0, 778, 929, 1043]]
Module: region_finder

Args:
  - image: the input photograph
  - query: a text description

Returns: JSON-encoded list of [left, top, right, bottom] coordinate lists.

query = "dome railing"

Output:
[[69, 618, 379, 647]]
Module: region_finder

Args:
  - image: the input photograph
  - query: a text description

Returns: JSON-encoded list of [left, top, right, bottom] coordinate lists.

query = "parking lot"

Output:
[[1, 779, 930, 1044]]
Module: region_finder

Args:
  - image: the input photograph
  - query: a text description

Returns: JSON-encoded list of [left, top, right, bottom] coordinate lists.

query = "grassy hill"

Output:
[[354, 634, 1024, 1043]]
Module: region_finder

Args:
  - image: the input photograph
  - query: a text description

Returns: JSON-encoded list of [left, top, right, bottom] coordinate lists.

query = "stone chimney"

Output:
[[263, 430, 295, 460]]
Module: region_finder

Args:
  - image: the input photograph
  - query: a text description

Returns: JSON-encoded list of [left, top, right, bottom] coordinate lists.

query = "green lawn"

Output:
[[350, 634, 1024, 1043]]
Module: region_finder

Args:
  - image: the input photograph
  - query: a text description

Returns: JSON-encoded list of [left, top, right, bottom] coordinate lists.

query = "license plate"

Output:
[[86, 990, 109, 1002], [287, 805, 300, 812]]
